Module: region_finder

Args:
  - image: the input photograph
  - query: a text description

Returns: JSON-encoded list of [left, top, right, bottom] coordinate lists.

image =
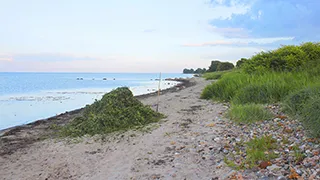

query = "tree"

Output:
[[194, 68, 206, 74], [236, 58, 248, 68], [217, 62, 234, 71], [208, 60, 221, 72], [183, 68, 195, 74]]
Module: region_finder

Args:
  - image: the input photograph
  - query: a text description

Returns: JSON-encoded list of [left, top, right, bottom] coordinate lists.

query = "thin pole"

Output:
[[156, 72, 161, 112]]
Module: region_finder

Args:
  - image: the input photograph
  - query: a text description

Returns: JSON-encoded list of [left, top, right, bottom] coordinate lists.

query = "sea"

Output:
[[0, 72, 193, 130]]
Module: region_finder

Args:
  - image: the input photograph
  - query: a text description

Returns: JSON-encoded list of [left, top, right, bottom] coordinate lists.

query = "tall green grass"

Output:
[[202, 69, 320, 137], [201, 71, 249, 101], [284, 84, 320, 116], [202, 70, 317, 104], [202, 70, 232, 80], [283, 84, 320, 137], [300, 97, 320, 137], [227, 103, 273, 123]]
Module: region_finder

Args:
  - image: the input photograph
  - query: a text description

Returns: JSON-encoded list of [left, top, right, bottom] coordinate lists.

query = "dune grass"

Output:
[[202, 71, 316, 104], [201, 42, 320, 137], [202, 70, 232, 80], [227, 103, 273, 123], [300, 97, 320, 137], [283, 84, 320, 116], [202, 70, 320, 136]]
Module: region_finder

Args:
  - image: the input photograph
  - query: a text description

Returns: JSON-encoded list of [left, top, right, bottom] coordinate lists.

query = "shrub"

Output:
[[217, 62, 234, 71], [61, 87, 164, 137], [227, 104, 273, 123], [236, 58, 249, 68], [242, 44, 309, 73], [208, 60, 221, 72]]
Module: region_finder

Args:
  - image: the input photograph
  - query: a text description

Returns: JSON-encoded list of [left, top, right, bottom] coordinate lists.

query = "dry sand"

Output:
[[0, 78, 235, 180]]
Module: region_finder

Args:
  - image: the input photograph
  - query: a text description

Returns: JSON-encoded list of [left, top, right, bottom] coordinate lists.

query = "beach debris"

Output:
[[60, 87, 164, 137], [206, 123, 215, 127]]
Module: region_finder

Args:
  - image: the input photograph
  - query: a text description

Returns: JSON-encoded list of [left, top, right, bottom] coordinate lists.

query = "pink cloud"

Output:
[[208, 26, 250, 38], [0, 55, 13, 61]]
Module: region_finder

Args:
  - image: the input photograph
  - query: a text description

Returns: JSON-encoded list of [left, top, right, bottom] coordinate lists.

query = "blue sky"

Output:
[[0, 0, 319, 72]]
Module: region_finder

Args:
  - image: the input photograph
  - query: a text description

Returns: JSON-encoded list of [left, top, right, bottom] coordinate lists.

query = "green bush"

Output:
[[301, 97, 320, 137], [217, 62, 234, 71], [227, 104, 273, 123], [61, 87, 164, 137], [241, 43, 320, 73]]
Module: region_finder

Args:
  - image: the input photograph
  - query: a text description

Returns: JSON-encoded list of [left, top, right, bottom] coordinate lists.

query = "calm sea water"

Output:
[[0, 72, 192, 130]]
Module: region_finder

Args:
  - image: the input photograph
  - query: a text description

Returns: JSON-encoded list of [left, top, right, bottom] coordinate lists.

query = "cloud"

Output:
[[209, 0, 320, 41]]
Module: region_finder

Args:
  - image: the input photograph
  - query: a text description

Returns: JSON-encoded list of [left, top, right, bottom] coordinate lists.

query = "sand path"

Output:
[[0, 78, 233, 180]]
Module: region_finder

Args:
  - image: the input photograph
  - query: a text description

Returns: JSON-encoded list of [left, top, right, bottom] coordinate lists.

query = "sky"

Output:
[[0, 0, 319, 72]]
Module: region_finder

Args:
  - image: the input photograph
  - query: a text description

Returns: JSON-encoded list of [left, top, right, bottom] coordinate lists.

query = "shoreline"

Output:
[[0, 77, 232, 180], [0, 77, 194, 135], [0, 77, 195, 156], [2, 77, 318, 179]]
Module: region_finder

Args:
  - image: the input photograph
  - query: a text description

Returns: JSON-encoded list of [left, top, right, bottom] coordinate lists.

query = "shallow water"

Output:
[[0, 72, 192, 130]]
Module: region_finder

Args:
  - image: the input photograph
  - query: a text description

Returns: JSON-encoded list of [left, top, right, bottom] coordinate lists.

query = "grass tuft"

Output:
[[245, 135, 278, 168]]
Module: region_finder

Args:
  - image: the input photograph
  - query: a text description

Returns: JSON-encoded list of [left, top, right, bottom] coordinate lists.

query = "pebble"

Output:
[[267, 165, 281, 171], [277, 176, 286, 180], [223, 149, 229, 154]]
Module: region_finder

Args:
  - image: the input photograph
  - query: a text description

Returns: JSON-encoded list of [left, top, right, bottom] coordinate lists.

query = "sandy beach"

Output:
[[0, 77, 238, 180]]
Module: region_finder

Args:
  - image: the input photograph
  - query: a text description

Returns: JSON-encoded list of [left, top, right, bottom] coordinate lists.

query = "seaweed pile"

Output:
[[61, 87, 163, 137]]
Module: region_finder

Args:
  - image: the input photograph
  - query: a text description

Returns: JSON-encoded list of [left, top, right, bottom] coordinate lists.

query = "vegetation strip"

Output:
[[201, 42, 320, 179]]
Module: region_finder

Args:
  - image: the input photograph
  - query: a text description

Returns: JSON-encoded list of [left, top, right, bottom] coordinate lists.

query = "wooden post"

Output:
[[156, 72, 161, 112]]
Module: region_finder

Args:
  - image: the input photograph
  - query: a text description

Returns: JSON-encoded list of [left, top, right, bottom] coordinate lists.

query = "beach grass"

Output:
[[245, 135, 278, 168], [227, 103, 273, 123], [202, 42, 320, 137], [202, 70, 232, 80], [224, 135, 278, 169]]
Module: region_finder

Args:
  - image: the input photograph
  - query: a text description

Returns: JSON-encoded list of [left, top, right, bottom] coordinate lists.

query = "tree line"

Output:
[[183, 60, 237, 74]]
